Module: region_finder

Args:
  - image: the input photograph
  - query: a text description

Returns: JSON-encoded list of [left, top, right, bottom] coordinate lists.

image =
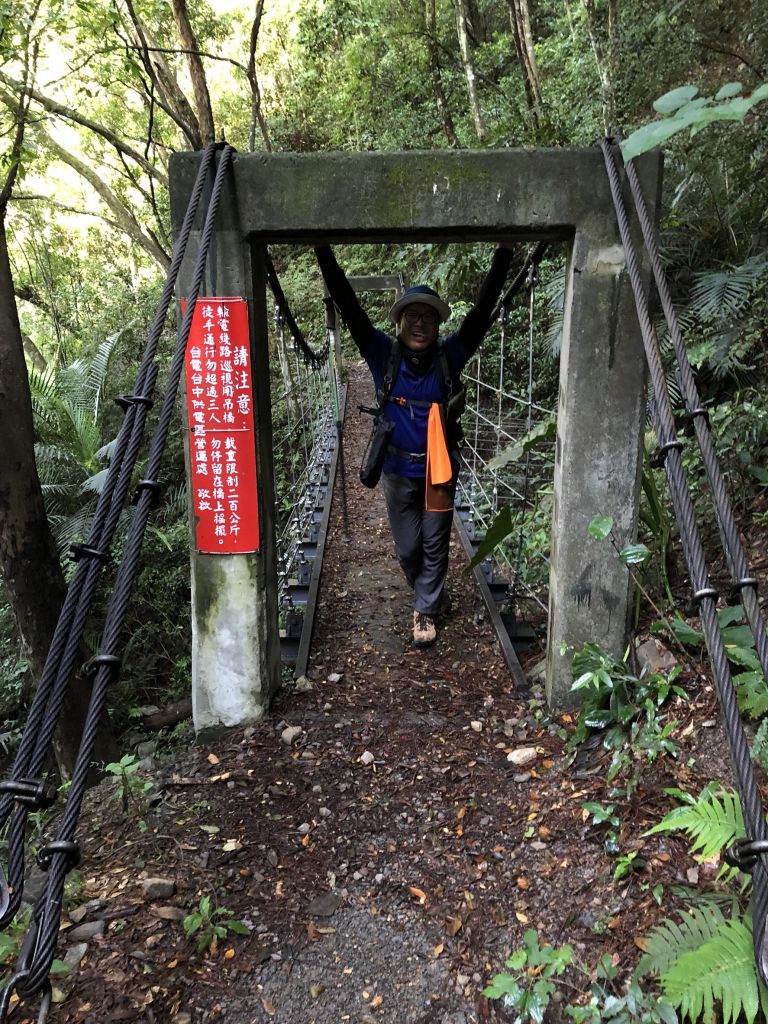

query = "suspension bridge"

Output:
[[1, 144, 768, 1019]]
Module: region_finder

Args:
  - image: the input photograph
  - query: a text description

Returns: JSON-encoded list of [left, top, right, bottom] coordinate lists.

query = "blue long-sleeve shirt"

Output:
[[316, 246, 513, 477]]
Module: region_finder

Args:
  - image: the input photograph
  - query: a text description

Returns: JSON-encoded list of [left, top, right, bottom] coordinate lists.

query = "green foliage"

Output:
[[183, 895, 250, 954], [488, 416, 557, 473], [645, 786, 745, 867], [567, 955, 677, 1024], [750, 719, 768, 775], [636, 779, 768, 1024], [483, 929, 573, 1024], [485, 932, 677, 1024], [622, 83, 768, 161], [653, 609, 768, 718], [104, 753, 155, 821], [636, 905, 768, 1024]]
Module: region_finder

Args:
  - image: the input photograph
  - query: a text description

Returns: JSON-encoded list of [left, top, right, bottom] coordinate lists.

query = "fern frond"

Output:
[[646, 787, 745, 861], [635, 902, 726, 980], [663, 917, 758, 1024]]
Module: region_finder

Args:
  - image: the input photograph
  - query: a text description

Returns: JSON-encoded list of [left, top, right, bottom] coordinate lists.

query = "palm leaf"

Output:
[[689, 255, 768, 320]]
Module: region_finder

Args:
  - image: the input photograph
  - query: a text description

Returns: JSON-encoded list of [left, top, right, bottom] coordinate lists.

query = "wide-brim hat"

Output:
[[389, 285, 451, 325]]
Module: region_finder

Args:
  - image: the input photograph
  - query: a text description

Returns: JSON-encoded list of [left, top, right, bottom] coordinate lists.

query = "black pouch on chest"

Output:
[[359, 339, 401, 489], [359, 415, 395, 488]]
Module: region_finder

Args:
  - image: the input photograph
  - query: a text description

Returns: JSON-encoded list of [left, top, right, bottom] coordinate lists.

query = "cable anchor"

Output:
[[132, 478, 162, 508], [69, 543, 108, 564], [82, 653, 121, 678], [114, 393, 154, 412], [0, 779, 56, 810], [725, 838, 768, 872], [649, 439, 683, 468], [36, 840, 81, 872]]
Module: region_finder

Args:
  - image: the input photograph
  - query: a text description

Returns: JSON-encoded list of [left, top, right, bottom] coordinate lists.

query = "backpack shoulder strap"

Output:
[[378, 337, 401, 406], [436, 339, 454, 402]]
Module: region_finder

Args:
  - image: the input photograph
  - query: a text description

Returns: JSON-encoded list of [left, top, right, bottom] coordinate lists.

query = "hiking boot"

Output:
[[413, 611, 437, 648]]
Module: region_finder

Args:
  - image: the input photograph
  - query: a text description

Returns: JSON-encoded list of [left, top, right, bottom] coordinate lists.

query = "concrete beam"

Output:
[[169, 149, 657, 243]]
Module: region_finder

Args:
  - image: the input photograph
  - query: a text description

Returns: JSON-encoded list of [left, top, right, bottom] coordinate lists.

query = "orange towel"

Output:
[[425, 403, 453, 512]]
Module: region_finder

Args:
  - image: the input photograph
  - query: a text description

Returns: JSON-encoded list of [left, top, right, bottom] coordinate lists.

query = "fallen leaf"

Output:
[[408, 886, 427, 905], [222, 839, 243, 852], [200, 825, 220, 835], [516, 877, 529, 890], [434, 943, 444, 957], [634, 937, 649, 951], [515, 911, 529, 923], [261, 996, 276, 1015], [224, 948, 235, 959], [207, 753, 220, 765], [371, 995, 383, 1009], [447, 916, 462, 936], [307, 921, 322, 941]]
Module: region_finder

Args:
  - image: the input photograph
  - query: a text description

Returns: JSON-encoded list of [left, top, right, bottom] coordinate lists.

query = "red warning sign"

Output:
[[184, 298, 260, 553]]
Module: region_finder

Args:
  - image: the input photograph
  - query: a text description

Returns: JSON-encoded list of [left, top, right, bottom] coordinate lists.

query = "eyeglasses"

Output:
[[403, 309, 439, 326]]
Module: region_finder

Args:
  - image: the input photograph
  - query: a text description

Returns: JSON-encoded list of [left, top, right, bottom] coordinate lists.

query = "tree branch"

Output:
[[120, 0, 202, 149], [247, 0, 272, 152], [169, 0, 215, 145], [16, 113, 172, 270], [0, 71, 168, 185]]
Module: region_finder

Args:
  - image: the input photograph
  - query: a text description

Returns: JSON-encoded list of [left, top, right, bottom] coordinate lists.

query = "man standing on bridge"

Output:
[[315, 245, 513, 649]]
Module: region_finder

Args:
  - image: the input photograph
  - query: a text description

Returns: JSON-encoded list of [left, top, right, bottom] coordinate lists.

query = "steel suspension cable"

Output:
[[0, 141, 220, 933], [264, 249, 330, 366], [623, 157, 768, 682], [600, 138, 768, 986], [0, 146, 235, 1015]]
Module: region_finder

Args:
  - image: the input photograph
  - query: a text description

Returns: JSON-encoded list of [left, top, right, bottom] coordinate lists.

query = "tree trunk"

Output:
[[507, 0, 544, 127], [170, 0, 216, 145], [123, 0, 203, 149], [0, 215, 117, 776], [453, 0, 485, 141], [425, 0, 460, 147], [247, 0, 273, 152], [581, 0, 615, 133]]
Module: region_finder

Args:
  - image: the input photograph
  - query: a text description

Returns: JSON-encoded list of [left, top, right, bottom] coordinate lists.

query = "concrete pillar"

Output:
[[546, 226, 648, 707], [171, 161, 280, 733]]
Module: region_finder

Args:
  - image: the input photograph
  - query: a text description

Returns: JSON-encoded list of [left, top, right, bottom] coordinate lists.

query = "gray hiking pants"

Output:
[[381, 472, 455, 615]]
